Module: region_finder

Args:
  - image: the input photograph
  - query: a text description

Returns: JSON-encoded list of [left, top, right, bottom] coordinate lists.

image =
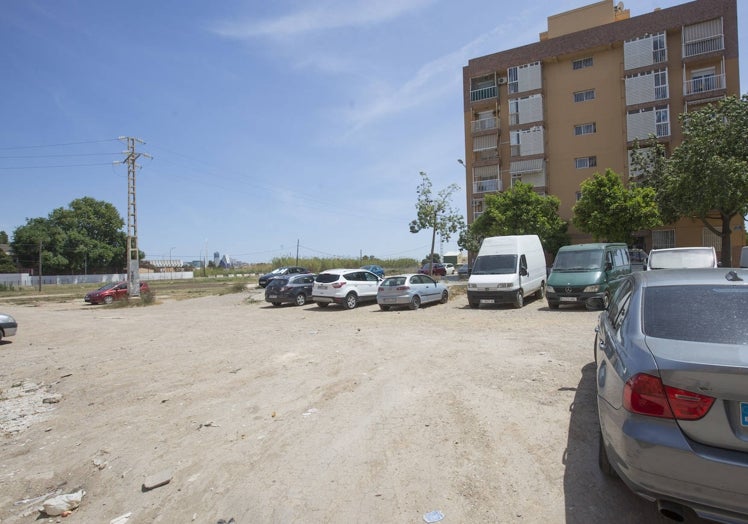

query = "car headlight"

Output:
[[468, 283, 477, 289], [583, 285, 601, 293], [546, 285, 555, 293], [496, 283, 512, 288]]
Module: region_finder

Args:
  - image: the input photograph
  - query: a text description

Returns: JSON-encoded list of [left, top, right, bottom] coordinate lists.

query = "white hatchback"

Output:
[[312, 269, 382, 309]]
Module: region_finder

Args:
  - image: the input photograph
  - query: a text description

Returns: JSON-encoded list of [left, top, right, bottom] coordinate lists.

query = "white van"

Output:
[[740, 246, 748, 268], [467, 235, 546, 308]]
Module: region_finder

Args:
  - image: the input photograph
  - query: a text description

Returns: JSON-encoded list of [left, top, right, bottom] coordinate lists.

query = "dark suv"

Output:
[[258, 266, 311, 288], [265, 274, 316, 307]]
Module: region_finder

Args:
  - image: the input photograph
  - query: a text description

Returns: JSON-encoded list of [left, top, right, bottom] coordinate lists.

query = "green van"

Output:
[[546, 243, 630, 310]]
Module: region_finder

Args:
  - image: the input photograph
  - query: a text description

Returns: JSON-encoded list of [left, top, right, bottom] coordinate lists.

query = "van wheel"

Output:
[[344, 293, 358, 310], [513, 290, 524, 308], [535, 282, 545, 299]]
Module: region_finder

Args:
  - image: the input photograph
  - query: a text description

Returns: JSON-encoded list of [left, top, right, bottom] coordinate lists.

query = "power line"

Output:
[[0, 162, 116, 170], [0, 138, 120, 150], [0, 152, 121, 159]]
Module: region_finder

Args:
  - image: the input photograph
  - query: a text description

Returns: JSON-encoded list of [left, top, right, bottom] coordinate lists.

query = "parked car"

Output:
[[360, 264, 385, 278], [443, 263, 456, 275], [418, 263, 447, 277], [377, 274, 449, 311], [258, 266, 311, 288], [264, 273, 316, 307], [595, 268, 748, 523], [546, 243, 630, 310], [84, 281, 151, 305], [467, 235, 546, 309], [457, 264, 471, 278], [646, 246, 718, 270], [312, 269, 382, 309], [0, 312, 17, 342]]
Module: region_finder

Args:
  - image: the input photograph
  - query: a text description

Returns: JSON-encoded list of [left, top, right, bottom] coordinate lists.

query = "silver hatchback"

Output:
[[595, 268, 748, 522]]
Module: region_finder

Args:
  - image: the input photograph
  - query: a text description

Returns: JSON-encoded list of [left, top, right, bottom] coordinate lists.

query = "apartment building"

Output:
[[462, 0, 742, 261]]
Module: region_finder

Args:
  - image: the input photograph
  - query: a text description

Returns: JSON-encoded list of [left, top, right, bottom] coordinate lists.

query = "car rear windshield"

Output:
[[648, 250, 715, 269], [267, 278, 288, 287], [316, 273, 341, 283], [382, 277, 406, 287], [643, 285, 748, 344], [472, 255, 517, 275]]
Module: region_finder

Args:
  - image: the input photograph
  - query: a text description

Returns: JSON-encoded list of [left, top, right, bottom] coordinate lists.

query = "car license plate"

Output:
[[741, 403, 748, 426], [480, 299, 494, 304], [560, 297, 576, 302], [268, 294, 278, 299], [318, 285, 327, 290], [382, 298, 396, 303]]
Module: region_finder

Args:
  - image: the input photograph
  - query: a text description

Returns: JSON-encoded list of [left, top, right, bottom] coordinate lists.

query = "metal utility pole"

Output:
[[117, 136, 152, 298]]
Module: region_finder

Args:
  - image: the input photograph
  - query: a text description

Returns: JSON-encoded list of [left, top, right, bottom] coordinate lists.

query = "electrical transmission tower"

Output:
[[117, 136, 152, 297]]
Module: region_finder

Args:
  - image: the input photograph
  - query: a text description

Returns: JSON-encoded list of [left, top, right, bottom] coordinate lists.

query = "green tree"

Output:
[[409, 171, 464, 274], [0, 231, 8, 244], [573, 168, 661, 244], [469, 182, 570, 256], [0, 248, 16, 273], [645, 95, 748, 267], [11, 197, 134, 274]]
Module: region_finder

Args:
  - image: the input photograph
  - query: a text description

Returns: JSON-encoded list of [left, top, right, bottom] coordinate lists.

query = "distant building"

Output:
[[462, 0, 742, 262]]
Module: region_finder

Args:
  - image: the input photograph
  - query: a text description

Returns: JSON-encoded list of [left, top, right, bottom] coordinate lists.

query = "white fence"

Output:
[[0, 271, 194, 288]]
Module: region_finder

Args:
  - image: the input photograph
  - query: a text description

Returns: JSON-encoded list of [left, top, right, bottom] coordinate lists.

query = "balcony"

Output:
[[684, 74, 725, 96], [683, 35, 724, 59], [473, 179, 501, 194], [472, 116, 498, 133], [470, 85, 497, 102]]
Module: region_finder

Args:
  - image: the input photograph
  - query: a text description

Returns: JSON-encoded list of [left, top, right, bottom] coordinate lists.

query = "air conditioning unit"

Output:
[[497, 77, 508, 85]]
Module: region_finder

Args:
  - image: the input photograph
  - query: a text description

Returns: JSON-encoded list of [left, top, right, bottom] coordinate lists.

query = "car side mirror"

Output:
[[520, 267, 528, 276]]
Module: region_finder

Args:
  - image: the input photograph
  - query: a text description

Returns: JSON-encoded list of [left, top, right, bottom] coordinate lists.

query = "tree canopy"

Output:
[[409, 171, 464, 266], [11, 197, 135, 274], [467, 182, 569, 255], [573, 168, 661, 244], [638, 95, 748, 266]]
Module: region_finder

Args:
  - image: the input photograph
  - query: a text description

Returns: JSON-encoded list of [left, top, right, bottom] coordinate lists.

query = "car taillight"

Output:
[[623, 373, 714, 420], [332, 281, 346, 288]]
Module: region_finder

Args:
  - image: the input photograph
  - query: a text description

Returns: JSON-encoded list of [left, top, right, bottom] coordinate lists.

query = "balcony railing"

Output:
[[473, 179, 501, 194], [470, 85, 497, 102], [472, 117, 498, 133], [684, 74, 725, 96], [683, 35, 724, 58]]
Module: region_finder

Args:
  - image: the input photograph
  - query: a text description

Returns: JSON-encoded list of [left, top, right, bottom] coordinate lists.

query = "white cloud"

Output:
[[212, 0, 435, 39]]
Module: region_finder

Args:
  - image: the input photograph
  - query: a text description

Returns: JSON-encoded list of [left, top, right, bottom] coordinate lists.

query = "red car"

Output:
[[418, 263, 447, 277], [84, 281, 150, 304]]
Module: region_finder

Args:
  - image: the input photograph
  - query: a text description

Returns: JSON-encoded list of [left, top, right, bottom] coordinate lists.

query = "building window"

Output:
[[574, 89, 595, 103], [573, 57, 593, 70], [575, 156, 597, 169], [507, 66, 518, 94], [652, 33, 666, 63], [652, 229, 675, 249], [654, 70, 668, 100], [574, 123, 596, 136], [655, 106, 670, 137]]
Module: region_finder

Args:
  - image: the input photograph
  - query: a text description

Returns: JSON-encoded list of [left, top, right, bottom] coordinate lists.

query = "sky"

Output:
[[1, 0, 746, 265]]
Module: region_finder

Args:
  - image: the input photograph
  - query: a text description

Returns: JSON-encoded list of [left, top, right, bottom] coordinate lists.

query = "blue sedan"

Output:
[[360, 264, 385, 278], [377, 274, 448, 311]]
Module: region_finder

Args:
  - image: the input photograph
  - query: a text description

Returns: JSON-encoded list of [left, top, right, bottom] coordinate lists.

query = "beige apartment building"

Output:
[[461, 0, 743, 262]]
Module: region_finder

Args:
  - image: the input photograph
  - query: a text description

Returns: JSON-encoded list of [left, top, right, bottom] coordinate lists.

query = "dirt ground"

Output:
[[0, 287, 710, 523]]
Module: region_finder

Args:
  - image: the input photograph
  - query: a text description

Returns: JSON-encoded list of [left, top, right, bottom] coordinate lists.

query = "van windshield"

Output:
[[472, 254, 517, 275], [553, 250, 603, 271]]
